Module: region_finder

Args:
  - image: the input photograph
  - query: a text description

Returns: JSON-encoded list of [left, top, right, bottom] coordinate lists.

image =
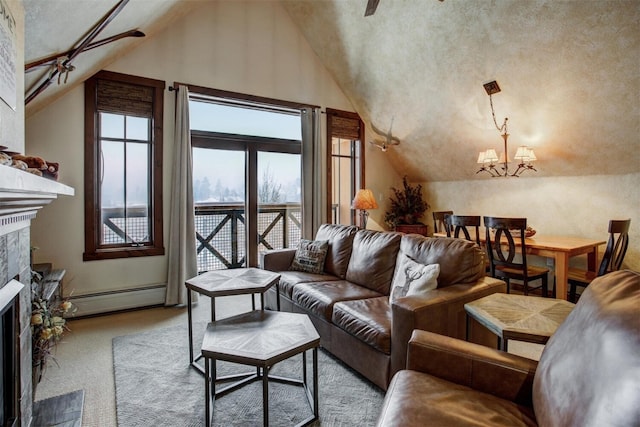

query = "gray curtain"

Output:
[[165, 85, 197, 306], [300, 107, 326, 239]]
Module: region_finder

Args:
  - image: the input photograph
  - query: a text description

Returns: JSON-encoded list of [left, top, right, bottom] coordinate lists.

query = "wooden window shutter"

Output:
[[97, 79, 154, 117], [330, 115, 361, 140]]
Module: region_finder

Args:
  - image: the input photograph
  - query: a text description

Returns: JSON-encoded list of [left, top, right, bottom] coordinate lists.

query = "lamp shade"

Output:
[[484, 149, 499, 163], [514, 146, 537, 162], [514, 146, 529, 160], [527, 149, 537, 161], [351, 189, 378, 210]]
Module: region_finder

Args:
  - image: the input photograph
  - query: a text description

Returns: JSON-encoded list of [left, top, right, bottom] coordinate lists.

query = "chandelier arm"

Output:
[[510, 165, 525, 177]]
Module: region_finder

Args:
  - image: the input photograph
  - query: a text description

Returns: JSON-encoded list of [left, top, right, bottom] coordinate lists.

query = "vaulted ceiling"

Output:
[[23, 0, 640, 182]]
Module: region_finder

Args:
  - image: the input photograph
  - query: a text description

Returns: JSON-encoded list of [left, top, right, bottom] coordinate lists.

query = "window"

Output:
[[83, 71, 165, 261], [326, 109, 365, 225]]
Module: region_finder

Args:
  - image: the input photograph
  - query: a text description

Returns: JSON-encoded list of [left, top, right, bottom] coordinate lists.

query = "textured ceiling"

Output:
[[282, 0, 640, 181], [23, 0, 640, 182]]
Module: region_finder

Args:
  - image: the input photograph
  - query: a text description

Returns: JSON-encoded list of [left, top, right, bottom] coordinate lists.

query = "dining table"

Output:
[[433, 231, 606, 301]]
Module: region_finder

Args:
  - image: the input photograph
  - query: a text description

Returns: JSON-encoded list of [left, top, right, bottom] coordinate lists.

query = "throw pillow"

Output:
[[289, 239, 329, 274], [390, 255, 440, 302]]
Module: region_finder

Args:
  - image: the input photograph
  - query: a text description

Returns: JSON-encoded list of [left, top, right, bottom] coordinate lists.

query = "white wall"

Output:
[[25, 0, 391, 312], [0, 0, 24, 153]]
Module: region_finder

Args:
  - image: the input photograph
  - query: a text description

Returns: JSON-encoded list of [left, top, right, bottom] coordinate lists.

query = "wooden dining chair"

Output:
[[566, 219, 631, 302], [432, 211, 453, 234], [446, 215, 490, 273], [484, 216, 550, 296], [445, 214, 481, 244]]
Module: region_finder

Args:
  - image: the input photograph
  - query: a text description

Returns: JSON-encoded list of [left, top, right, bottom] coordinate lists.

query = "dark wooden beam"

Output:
[[25, 0, 131, 105]]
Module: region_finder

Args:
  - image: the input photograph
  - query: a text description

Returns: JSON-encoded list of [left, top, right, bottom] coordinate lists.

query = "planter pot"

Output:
[[394, 223, 429, 236]]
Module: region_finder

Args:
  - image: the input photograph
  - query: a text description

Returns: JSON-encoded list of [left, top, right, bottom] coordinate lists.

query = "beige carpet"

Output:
[[34, 295, 253, 427], [34, 295, 543, 426]]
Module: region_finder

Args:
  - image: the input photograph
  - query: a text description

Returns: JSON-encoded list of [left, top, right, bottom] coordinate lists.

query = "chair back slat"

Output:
[[598, 219, 631, 276], [445, 214, 481, 245], [484, 217, 528, 274], [484, 216, 549, 296], [433, 210, 453, 234]]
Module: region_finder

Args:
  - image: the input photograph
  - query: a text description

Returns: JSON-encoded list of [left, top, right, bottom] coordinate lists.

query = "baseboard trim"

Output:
[[68, 284, 167, 317]]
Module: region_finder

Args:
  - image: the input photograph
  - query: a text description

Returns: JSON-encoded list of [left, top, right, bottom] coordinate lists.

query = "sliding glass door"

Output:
[[257, 151, 301, 254], [192, 147, 246, 271], [190, 94, 302, 271]]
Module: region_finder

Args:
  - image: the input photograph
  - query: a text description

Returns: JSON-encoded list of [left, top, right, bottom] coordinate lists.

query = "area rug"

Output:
[[113, 321, 384, 426]]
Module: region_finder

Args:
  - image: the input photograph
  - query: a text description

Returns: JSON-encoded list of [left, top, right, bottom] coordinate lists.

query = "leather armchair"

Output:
[[378, 270, 640, 426]]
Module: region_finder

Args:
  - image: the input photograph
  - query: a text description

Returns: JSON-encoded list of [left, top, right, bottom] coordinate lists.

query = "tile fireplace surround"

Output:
[[0, 165, 73, 426]]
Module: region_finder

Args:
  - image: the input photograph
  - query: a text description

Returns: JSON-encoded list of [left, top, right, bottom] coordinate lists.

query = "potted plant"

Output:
[[30, 270, 74, 388], [384, 176, 430, 232]]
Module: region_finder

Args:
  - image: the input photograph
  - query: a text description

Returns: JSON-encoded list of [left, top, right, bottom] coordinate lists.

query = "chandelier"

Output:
[[476, 81, 537, 177]]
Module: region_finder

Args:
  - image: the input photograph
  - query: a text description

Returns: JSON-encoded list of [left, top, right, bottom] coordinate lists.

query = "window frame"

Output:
[[83, 70, 165, 261], [326, 108, 365, 225]]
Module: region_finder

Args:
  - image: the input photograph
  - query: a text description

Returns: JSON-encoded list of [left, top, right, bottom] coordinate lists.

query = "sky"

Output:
[[189, 99, 302, 202], [101, 99, 303, 207]]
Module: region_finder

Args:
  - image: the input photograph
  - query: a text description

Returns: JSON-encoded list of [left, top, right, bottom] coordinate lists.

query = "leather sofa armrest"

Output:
[[259, 248, 296, 272], [391, 276, 506, 379], [406, 329, 537, 406]]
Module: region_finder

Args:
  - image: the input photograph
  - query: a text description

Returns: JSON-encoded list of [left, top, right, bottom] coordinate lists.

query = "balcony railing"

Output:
[[194, 203, 302, 272], [101, 206, 150, 245], [101, 203, 341, 273]]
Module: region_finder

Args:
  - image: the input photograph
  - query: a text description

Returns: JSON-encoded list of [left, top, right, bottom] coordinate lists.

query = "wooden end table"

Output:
[[185, 268, 281, 374], [202, 310, 320, 427], [464, 293, 575, 351]]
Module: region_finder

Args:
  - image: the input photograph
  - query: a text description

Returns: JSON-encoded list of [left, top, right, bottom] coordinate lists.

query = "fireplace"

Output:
[[0, 165, 74, 426], [1, 280, 23, 427]]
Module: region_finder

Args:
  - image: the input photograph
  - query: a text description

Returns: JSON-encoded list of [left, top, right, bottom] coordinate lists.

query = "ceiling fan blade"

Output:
[[25, 29, 145, 72], [364, 0, 380, 16], [26, 0, 131, 105]]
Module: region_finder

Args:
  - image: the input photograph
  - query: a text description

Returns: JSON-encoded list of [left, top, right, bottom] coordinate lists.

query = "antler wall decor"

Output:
[[369, 117, 400, 152]]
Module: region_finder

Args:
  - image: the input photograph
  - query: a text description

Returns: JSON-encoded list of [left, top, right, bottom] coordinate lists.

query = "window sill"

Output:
[[83, 246, 165, 261]]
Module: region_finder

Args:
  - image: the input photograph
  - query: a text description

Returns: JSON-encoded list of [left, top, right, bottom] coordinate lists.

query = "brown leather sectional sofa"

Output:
[[260, 223, 506, 390], [376, 269, 640, 426]]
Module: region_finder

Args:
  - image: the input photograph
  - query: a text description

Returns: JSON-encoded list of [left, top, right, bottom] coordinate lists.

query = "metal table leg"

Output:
[[263, 365, 270, 426], [313, 348, 318, 419], [187, 289, 194, 364]]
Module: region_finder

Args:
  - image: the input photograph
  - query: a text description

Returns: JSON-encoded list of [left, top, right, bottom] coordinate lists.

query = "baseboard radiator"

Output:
[[68, 284, 167, 317]]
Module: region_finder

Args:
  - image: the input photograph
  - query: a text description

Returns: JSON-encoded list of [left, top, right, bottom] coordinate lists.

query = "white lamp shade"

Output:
[[514, 146, 529, 160], [527, 149, 537, 161], [477, 151, 486, 164], [485, 149, 499, 163], [514, 146, 537, 162]]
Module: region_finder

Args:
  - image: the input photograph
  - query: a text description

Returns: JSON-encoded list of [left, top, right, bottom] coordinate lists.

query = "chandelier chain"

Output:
[[489, 94, 508, 134]]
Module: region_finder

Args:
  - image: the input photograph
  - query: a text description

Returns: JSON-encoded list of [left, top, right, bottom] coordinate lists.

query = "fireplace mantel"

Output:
[[0, 164, 74, 426], [0, 165, 74, 235]]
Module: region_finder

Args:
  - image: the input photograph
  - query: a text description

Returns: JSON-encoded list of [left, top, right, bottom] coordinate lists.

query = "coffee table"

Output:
[[464, 293, 575, 351], [202, 310, 320, 427], [185, 268, 281, 373]]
